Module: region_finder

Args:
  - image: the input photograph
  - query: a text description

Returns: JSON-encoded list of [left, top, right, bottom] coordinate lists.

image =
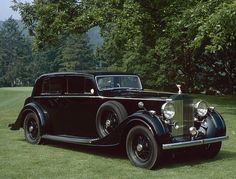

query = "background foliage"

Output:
[[0, 18, 96, 87], [0, 0, 235, 93]]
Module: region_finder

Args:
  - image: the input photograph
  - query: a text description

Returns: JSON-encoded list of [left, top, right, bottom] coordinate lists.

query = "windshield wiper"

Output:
[[103, 87, 141, 92]]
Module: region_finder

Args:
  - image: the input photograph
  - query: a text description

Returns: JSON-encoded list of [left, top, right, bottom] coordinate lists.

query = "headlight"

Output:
[[194, 100, 208, 117], [161, 102, 175, 119]]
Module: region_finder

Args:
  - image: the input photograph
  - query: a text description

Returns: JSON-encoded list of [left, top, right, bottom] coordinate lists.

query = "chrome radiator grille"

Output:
[[171, 95, 194, 137]]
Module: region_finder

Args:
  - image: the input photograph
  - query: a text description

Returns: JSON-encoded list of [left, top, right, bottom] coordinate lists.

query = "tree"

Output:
[[13, 0, 236, 93], [59, 34, 95, 71], [0, 17, 32, 86]]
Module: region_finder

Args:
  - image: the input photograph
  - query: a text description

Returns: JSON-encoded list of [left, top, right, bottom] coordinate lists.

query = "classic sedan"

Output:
[[9, 72, 228, 169]]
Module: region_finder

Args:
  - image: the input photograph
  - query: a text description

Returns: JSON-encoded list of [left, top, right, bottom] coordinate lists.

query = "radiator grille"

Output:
[[171, 94, 194, 137]]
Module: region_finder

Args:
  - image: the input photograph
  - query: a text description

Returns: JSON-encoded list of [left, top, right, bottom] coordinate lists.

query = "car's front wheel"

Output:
[[126, 125, 161, 169], [202, 142, 222, 159], [23, 112, 42, 144]]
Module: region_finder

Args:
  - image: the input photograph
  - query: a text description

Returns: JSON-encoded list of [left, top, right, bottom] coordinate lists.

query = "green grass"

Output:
[[0, 87, 236, 178]]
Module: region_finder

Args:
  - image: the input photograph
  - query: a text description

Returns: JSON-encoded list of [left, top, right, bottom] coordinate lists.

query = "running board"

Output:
[[42, 134, 100, 145]]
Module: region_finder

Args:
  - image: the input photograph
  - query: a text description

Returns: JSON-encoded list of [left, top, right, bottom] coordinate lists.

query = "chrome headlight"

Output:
[[161, 102, 175, 119], [194, 100, 208, 117]]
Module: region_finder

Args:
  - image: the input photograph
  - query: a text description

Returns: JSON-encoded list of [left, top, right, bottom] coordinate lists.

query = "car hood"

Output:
[[100, 90, 176, 100]]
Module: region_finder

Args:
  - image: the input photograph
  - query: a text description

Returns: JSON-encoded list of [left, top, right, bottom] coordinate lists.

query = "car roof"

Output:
[[37, 71, 137, 80]]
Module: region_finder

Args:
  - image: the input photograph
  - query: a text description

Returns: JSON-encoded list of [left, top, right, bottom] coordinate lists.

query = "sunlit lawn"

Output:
[[0, 87, 235, 178]]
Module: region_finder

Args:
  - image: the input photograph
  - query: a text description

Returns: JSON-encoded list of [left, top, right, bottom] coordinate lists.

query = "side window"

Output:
[[41, 77, 65, 95], [67, 76, 84, 94], [42, 79, 50, 93], [85, 78, 95, 94]]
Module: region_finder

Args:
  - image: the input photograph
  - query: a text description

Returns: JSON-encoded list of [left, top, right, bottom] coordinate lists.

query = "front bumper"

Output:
[[162, 136, 228, 150]]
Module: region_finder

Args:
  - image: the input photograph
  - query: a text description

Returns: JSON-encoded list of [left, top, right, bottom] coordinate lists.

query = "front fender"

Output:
[[205, 110, 226, 138], [120, 111, 171, 144], [127, 112, 169, 136], [9, 102, 48, 134]]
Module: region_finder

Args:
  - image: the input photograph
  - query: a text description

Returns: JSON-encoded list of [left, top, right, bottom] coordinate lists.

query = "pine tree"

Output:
[[0, 17, 32, 86], [60, 34, 95, 71]]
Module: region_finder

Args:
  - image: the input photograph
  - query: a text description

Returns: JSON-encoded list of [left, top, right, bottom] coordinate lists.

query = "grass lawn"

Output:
[[0, 87, 236, 178]]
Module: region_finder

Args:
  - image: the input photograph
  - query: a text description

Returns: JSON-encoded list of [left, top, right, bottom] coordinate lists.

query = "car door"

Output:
[[62, 76, 98, 137]]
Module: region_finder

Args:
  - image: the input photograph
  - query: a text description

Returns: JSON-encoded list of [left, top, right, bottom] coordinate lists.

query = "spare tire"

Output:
[[96, 101, 128, 138]]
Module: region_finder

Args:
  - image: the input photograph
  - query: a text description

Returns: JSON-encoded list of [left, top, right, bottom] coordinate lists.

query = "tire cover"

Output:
[[96, 100, 128, 138]]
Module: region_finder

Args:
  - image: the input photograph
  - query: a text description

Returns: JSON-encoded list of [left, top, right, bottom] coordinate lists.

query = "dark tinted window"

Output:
[[67, 76, 84, 94], [85, 78, 95, 94], [41, 79, 50, 93], [41, 77, 65, 95]]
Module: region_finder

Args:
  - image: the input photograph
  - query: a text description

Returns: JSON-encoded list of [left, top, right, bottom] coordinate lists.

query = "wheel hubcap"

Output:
[[26, 118, 38, 140], [103, 111, 118, 135], [136, 144, 143, 152], [133, 135, 152, 162], [29, 126, 34, 133], [105, 119, 111, 128]]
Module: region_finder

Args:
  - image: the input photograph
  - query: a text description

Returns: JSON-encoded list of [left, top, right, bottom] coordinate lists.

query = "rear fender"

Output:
[[10, 102, 48, 134]]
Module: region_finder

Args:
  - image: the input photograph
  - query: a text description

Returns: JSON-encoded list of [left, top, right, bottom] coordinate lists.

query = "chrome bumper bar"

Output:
[[162, 136, 229, 150]]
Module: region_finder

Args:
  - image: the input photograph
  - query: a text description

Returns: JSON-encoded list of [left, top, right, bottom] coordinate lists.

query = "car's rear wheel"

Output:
[[126, 125, 160, 169], [23, 112, 42, 144], [96, 101, 127, 138]]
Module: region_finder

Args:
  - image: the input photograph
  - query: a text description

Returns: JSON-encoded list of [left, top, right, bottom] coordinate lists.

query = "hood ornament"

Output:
[[176, 84, 182, 94]]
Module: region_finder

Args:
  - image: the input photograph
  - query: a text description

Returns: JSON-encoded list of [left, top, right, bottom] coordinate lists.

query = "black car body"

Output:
[[9, 72, 228, 169]]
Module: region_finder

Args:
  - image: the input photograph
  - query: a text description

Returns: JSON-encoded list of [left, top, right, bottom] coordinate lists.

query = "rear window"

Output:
[[41, 77, 66, 95]]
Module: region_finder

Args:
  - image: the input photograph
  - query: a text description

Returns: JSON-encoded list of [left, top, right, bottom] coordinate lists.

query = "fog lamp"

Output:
[[189, 126, 198, 136]]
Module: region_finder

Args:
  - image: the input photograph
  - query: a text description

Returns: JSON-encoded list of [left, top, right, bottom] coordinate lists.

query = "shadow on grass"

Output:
[[37, 139, 236, 169], [160, 149, 236, 169], [42, 139, 127, 159]]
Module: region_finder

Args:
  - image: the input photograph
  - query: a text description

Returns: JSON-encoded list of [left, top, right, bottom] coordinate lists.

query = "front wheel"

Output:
[[126, 125, 161, 169], [23, 112, 42, 144], [202, 142, 222, 159]]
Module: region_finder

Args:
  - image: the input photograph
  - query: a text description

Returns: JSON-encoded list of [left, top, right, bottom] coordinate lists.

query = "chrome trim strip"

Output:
[[33, 95, 168, 101], [162, 136, 229, 150]]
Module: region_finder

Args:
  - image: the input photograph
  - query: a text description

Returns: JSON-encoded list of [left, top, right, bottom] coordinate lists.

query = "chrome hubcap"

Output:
[[133, 135, 152, 162], [136, 144, 143, 152], [29, 126, 34, 133], [103, 112, 118, 135], [105, 120, 111, 128]]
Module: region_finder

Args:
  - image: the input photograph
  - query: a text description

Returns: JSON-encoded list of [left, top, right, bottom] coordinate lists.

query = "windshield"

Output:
[[96, 75, 142, 91]]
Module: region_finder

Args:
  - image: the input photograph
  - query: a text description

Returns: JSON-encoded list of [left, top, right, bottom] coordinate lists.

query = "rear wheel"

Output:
[[126, 125, 160, 169], [23, 112, 42, 144]]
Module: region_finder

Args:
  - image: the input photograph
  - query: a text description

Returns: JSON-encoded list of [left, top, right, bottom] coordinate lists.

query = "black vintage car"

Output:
[[9, 72, 228, 169]]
